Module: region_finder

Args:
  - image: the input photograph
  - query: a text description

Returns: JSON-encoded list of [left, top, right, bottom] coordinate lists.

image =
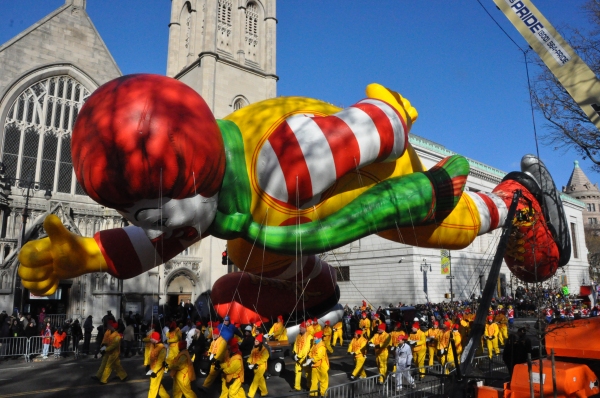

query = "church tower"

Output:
[[166, 0, 277, 118]]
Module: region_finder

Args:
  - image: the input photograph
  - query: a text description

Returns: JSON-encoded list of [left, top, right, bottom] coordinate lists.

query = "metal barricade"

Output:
[[27, 335, 52, 360], [326, 374, 382, 398], [42, 314, 67, 326], [383, 366, 445, 397], [0, 337, 28, 361], [472, 355, 509, 376]]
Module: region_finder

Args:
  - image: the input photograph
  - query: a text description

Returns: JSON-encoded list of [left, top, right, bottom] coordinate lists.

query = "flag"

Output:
[[441, 249, 450, 275]]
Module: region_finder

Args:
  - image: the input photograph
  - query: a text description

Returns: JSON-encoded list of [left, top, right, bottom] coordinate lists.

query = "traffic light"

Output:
[[222, 250, 227, 265]]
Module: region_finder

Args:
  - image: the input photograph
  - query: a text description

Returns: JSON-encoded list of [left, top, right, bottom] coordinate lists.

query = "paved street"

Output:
[[0, 319, 538, 398]]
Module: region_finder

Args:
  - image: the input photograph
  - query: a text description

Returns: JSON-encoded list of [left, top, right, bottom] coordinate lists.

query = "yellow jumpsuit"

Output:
[[426, 327, 441, 366], [409, 329, 427, 377], [312, 323, 322, 335], [166, 328, 181, 366], [371, 319, 381, 336], [347, 336, 368, 378], [247, 345, 269, 398], [148, 343, 170, 398], [169, 349, 197, 398], [369, 331, 391, 383], [308, 341, 329, 397], [95, 330, 112, 378], [203, 335, 228, 387], [220, 352, 245, 398], [323, 325, 333, 353], [292, 332, 313, 391], [484, 322, 499, 358], [437, 330, 451, 368], [359, 318, 371, 338], [452, 330, 462, 357], [268, 321, 288, 341], [142, 333, 152, 367], [332, 322, 344, 346], [98, 330, 127, 383], [494, 314, 508, 345]]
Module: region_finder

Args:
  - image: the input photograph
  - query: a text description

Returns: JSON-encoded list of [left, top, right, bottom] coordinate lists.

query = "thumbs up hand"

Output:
[[18, 214, 108, 296]]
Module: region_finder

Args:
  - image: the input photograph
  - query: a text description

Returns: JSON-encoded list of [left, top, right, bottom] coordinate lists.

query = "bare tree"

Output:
[[531, 0, 600, 172]]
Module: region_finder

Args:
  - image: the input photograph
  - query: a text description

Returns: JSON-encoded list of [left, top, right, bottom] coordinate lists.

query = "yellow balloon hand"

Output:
[[18, 214, 107, 296]]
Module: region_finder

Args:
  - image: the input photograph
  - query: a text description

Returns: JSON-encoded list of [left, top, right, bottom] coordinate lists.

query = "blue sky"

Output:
[[0, 0, 595, 188]]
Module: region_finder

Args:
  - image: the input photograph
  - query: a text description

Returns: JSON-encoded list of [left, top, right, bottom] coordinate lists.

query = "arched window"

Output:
[[245, 2, 259, 62], [217, 0, 232, 52], [1, 76, 90, 195], [233, 97, 247, 111]]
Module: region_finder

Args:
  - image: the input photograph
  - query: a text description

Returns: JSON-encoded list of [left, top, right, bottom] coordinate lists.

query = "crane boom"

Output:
[[494, 0, 600, 130]]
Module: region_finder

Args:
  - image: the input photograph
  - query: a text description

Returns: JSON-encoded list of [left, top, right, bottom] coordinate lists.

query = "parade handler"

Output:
[[348, 329, 368, 380], [219, 340, 246, 398], [95, 320, 127, 384], [147, 331, 170, 398], [369, 323, 392, 384], [247, 334, 269, 398], [203, 327, 228, 388], [291, 322, 313, 392], [304, 331, 329, 397], [408, 322, 426, 379], [169, 340, 197, 398]]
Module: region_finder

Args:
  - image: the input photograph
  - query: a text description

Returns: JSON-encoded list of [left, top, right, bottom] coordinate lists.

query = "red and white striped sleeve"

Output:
[[256, 98, 408, 207]]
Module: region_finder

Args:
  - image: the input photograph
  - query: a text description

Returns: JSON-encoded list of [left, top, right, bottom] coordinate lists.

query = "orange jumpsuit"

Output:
[[220, 352, 245, 398], [169, 349, 196, 398], [148, 343, 169, 398], [247, 345, 269, 398], [308, 341, 329, 396]]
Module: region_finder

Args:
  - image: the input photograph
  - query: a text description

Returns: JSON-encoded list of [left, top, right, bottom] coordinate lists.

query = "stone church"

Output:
[[0, 0, 591, 322]]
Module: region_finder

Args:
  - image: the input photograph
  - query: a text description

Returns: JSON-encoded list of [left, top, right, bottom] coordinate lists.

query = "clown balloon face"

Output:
[[119, 194, 218, 241]]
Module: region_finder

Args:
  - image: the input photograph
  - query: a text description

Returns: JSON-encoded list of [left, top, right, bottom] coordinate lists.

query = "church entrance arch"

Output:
[[165, 268, 198, 318]]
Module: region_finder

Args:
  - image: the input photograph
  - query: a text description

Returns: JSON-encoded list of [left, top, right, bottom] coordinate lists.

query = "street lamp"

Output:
[[421, 259, 432, 302], [0, 162, 53, 312]]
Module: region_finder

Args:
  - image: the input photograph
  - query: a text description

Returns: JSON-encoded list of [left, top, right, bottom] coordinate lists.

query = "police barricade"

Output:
[[325, 374, 382, 398], [472, 355, 509, 377], [384, 366, 445, 398], [0, 337, 28, 361], [27, 336, 53, 361], [42, 314, 67, 327]]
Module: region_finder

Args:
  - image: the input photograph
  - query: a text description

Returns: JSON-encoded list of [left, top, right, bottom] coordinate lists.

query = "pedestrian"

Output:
[[38, 307, 47, 332], [239, 325, 255, 358], [169, 340, 197, 398], [219, 340, 246, 398], [394, 335, 414, 391], [147, 331, 170, 398], [71, 319, 83, 355], [41, 321, 52, 359], [9, 318, 22, 337], [53, 327, 66, 359], [305, 330, 329, 397], [247, 334, 269, 398], [502, 334, 518, 376], [347, 329, 367, 380], [122, 319, 135, 357], [82, 316, 93, 354], [93, 320, 127, 384], [291, 321, 312, 391], [369, 323, 391, 384]]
